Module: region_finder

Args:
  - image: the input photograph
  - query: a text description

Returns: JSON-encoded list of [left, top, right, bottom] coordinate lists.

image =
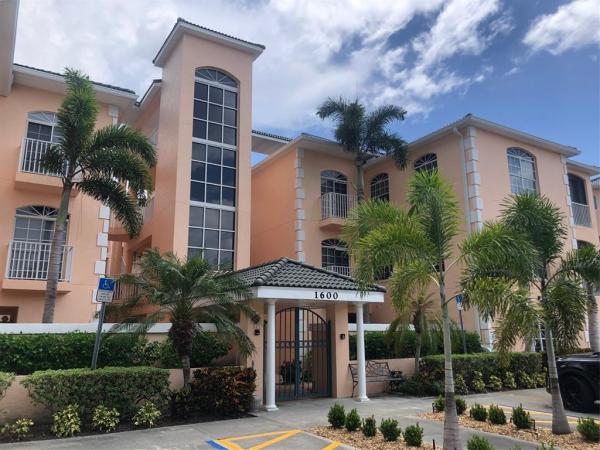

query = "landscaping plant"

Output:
[[470, 371, 486, 393], [379, 418, 401, 442], [466, 435, 494, 450], [344, 408, 361, 432], [503, 372, 517, 390], [51, 404, 81, 438], [327, 403, 346, 429], [470, 403, 488, 422], [1, 418, 34, 441], [455, 373, 469, 395], [403, 422, 424, 447], [433, 395, 445, 412], [361, 415, 377, 437], [38, 69, 156, 323], [170, 387, 194, 419], [533, 372, 546, 388], [92, 405, 120, 433], [191, 367, 256, 417], [511, 404, 533, 430], [133, 402, 161, 428], [516, 371, 536, 389], [456, 397, 467, 415], [488, 404, 507, 425], [576, 417, 600, 442], [486, 375, 503, 391]]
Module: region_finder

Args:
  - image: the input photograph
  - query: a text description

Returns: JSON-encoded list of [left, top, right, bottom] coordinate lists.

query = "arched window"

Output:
[[321, 239, 350, 275], [507, 148, 537, 194], [26, 112, 60, 143], [13, 206, 60, 243], [370, 173, 389, 201], [568, 174, 587, 205], [414, 153, 438, 173], [320, 170, 347, 195]]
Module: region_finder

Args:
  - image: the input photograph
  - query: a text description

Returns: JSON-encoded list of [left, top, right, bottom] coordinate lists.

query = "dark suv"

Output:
[[548, 352, 599, 412]]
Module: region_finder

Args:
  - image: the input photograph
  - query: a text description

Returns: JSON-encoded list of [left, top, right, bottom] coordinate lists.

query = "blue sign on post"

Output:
[[455, 293, 463, 311], [96, 278, 115, 303]]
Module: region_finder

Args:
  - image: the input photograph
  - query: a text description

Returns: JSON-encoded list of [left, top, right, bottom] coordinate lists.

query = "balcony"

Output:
[[15, 138, 69, 194], [320, 192, 357, 230], [3, 240, 73, 292], [572, 202, 591, 227], [324, 265, 352, 277]]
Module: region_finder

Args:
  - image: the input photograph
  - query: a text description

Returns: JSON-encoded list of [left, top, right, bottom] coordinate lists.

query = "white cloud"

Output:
[[523, 0, 600, 55], [14, 0, 513, 133]]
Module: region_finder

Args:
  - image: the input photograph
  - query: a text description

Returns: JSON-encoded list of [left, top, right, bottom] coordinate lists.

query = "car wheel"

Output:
[[561, 376, 595, 412]]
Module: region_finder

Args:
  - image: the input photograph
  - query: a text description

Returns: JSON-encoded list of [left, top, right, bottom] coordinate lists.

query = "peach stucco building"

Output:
[[0, 0, 598, 406]]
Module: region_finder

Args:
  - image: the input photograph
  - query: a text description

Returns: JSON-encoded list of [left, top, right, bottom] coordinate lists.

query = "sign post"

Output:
[[455, 294, 468, 354], [91, 277, 115, 369]]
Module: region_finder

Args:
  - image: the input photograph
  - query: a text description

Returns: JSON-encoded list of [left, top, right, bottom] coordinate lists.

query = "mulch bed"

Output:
[[311, 426, 435, 450], [419, 412, 598, 450]]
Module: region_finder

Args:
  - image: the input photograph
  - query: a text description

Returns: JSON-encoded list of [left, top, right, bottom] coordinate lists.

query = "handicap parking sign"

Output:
[[96, 278, 115, 303]]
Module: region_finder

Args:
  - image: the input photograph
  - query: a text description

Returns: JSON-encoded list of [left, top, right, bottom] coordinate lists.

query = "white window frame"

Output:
[[25, 112, 61, 143], [370, 173, 389, 201], [414, 153, 438, 173], [507, 147, 538, 195]]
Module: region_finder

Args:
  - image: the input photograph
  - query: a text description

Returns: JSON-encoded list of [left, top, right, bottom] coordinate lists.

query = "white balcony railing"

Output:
[[5, 241, 73, 281], [324, 265, 352, 277], [572, 202, 591, 227], [19, 138, 66, 177], [321, 192, 357, 220]]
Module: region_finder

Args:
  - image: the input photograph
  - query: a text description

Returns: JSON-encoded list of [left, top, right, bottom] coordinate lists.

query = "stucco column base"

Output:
[[262, 405, 279, 412], [355, 396, 370, 402]]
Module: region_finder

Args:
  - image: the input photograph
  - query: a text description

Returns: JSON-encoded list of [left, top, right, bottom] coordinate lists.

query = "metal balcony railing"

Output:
[[572, 202, 591, 227], [5, 240, 73, 281], [324, 265, 352, 277], [108, 275, 140, 302], [19, 138, 66, 177], [321, 192, 357, 220]]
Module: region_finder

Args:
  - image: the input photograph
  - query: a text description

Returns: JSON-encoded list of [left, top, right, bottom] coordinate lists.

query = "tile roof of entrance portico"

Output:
[[232, 257, 386, 292]]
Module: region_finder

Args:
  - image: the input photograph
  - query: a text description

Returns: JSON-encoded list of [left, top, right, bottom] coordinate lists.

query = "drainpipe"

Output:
[[453, 127, 490, 349]]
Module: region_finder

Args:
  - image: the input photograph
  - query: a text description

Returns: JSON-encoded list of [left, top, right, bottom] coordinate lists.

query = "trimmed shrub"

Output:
[[456, 397, 467, 415], [191, 367, 256, 416], [503, 372, 517, 390], [51, 404, 81, 438], [533, 372, 546, 388], [1, 418, 34, 441], [170, 387, 194, 419], [328, 403, 345, 429], [488, 404, 507, 425], [345, 408, 361, 432], [516, 371, 536, 389], [133, 401, 161, 428], [379, 418, 401, 441], [22, 366, 170, 418], [398, 374, 443, 396], [0, 332, 229, 375], [470, 403, 488, 422], [362, 415, 377, 437], [455, 374, 469, 395], [486, 375, 503, 391], [511, 404, 533, 429], [433, 395, 445, 412], [467, 435, 494, 450], [403, 423, 424, 447], [576, 417, 600, 442], [470, 371, 486, 393], [92, 405, 120, 432]]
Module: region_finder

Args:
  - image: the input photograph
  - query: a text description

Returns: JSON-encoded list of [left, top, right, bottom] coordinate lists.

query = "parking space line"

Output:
[[321, 442, 341, 450], [248, 430, 301, 450]]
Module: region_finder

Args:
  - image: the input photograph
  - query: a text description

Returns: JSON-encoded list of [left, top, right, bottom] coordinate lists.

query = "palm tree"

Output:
[[40, 69, 156, 323], [462, 193, 600, 433], [343, 171, 531, 450], [386, 290, 437, 376], [316, 98, 408, 201], [116, 250, 259, 386], [576, 242, 600, 352]]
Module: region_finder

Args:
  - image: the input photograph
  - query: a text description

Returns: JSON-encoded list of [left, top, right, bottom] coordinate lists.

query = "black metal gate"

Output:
[[267, 307, 331, 401]]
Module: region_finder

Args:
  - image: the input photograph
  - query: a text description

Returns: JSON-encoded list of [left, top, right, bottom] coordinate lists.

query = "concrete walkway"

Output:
[[4, 389, 594, 449]]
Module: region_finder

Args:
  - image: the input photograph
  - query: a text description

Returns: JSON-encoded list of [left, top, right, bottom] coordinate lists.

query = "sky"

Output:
[[14, 0, 600, 166]]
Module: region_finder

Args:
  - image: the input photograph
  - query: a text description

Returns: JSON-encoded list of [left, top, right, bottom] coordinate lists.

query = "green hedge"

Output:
[[349, 328, 483, 360], [0, 332, 229, 375], [191, 367, 256, 417], [22, 366, 170, 418], [0, 371, 15, 401]]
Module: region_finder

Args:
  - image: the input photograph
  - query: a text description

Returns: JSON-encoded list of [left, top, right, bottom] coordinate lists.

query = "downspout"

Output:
[[453, 127, 491, 349]]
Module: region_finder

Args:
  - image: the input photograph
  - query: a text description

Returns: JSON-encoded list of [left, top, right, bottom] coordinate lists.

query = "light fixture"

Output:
[[340, 333, 346, 340]]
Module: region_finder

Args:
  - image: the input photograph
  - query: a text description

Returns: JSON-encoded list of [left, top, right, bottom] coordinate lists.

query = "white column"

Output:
[[264, 299, 278, 411], [355, 302, 369, 402]]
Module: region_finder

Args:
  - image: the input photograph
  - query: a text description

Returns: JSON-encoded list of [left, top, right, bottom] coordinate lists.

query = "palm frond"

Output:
[[39, 144, 67, 176], [553, 245, 600, 285], [388, 260, 436, 309], [544, 276, 587, 353], [86, 124, 157, 167]]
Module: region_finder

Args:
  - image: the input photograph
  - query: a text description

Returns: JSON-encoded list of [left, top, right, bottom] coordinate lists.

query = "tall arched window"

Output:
[[370, 173, 389, 201], [22, 112, 62, 175], [321, 239, 350, 276], [189, 68, 239, 269], [507, 148, 537, 194], [320, 170, 348, 195], [414, 153, 437, 173]]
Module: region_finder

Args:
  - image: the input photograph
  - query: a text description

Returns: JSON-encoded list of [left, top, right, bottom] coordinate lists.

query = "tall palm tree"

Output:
[[116, 250, 259, 386], [40, 69, 156, 323], [343, 171, 531, 449], [462, 194, 600, 433], [386, 290, 437, 376], [316, 98, 408, 201], [576, 242, 600, 352]]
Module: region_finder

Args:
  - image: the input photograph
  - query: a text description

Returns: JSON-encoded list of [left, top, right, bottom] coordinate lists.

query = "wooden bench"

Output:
[[348, 360, 405, 397]]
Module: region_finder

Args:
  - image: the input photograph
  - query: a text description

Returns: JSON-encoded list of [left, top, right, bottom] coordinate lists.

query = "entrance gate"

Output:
[[269, 307, 331, 401]]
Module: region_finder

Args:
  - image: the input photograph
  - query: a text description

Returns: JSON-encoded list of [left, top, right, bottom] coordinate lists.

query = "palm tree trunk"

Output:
[[181, 354, 191, 387], [42, 185, 72, 323], [355, 158, 365, 202], [586, 284, 599, 352], [414, 330, 422, 377], [440, 277, 461, 450], [544, 322, 571, 434]]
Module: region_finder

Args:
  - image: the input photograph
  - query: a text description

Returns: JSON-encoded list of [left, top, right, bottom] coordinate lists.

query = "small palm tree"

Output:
[[462, 193, 600, 433], [577, 242, 600, 352], [386, 291, 437, 376], [316, 98, 407, 201], [116, 250, 259, 386], [41, 69, 156, 323], [343, 171, 531, 450]]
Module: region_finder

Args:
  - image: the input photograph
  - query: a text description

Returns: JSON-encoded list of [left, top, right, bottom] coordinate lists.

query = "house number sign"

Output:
[[314, 291, 339, 300]]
